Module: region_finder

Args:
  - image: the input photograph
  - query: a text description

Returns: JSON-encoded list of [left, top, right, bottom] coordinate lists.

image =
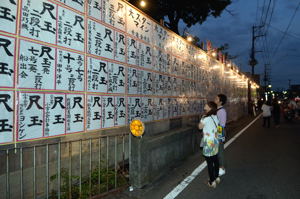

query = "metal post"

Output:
[[46, 144, 49, 199], [33, 146, 36, 199], [68, 142, 72, 199], [98, 137, 101, 193], [79, 140, 82, 197], [58, 143, 61, 199], [114, 136, 117, 188], [89, 139, 92, 198], [122, 135, 125, 175], [20, 148, 23, 199], [6, 149, 10, 199], [106, 137, 109, 192]]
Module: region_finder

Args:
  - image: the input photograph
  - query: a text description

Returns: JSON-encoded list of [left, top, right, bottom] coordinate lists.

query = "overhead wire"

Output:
[[271, 1, 300, 58]]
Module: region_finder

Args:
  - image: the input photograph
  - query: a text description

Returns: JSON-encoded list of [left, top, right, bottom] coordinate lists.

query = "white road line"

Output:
[[163, 114, 262, 199]]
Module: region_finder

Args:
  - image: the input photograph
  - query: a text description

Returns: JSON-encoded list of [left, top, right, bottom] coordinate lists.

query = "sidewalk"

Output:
[[101, 114, 259, 199]]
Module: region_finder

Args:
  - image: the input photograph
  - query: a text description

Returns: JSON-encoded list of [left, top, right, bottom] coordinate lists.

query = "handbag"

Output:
[[211, 116, 226, 141], [200, 136, 204, 147]]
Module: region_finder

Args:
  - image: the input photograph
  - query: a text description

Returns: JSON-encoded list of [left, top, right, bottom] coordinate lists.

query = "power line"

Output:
[[271, 1, 300, 58], [269, 25, 300, 41]]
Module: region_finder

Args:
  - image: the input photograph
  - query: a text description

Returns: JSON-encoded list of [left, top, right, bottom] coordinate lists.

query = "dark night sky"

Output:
[[178, 0, 300, 90]]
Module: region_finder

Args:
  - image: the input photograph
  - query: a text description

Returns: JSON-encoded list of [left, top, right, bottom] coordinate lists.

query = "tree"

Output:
[[127, 0, 232, 34], [217, 43, 238, 60]]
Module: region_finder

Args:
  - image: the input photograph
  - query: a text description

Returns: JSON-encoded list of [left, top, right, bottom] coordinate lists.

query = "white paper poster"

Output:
[[58, 7, 85, 51], [66, 94, 84, 133], [87, 95, 102, 130], [45, 93, 66, 137], [102, 0, 126, 31], [128, 97, 141, 123], [21, 0, 57, 44], [0, 35, 15, 88], [0, 0, 17, 34], [87, 57, 108, 92], [18, 40, 55, 90], [88, 0, 102, 20], [115, 31, 126, 62], [115, 96, 126, 126], [108, 62, 125, 93], [127, 6, 152, 43], [59, 0, 85, 12], [0, 91, 14, 143], [18, 92, 44, 140], [88, 19, 114, 59], [56, 49, 85, 91], [102, 96, 115, 128]]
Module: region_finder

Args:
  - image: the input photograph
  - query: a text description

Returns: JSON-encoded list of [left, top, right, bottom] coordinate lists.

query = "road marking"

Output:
[[163, 114, 262, 199]]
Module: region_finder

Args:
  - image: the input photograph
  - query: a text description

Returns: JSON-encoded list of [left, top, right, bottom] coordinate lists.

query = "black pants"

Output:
[[273, 114, 280, 125], [263, 116, 270, 128], [204, 155, 219, 183]]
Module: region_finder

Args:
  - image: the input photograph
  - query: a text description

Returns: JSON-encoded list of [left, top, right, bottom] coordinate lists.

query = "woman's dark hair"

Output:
[[217, 94, 227, 105], [205, 101, 218, 117]]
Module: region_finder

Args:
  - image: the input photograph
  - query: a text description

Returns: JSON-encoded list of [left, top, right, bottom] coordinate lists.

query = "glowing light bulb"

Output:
[[140, 0, 146, 7]]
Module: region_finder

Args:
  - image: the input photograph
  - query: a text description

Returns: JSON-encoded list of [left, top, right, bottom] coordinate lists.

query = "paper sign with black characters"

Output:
[[66, 94, 84, 134], [21, 0, 57, 44], [44, 93, 66, 137], [87, 95, 102, 131], [18, 40, 55, 90], [0, 0, 17, 34], [56, 49, 84, 91], [0, 91, 14, 144], [18, 92, 44, 140], [0, 35, 15, 88], [58, 6, 85, 51]]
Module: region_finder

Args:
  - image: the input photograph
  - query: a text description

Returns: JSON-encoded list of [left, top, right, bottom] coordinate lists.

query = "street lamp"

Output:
[[140, 0, 146, 7], [268, 85, 272, 88], [187, 36, 193, 42], [212, 51, 217, 57]]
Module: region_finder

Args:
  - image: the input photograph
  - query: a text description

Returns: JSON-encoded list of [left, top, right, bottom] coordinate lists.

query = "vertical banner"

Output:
[[102, 96, 115, 128], [56, 49, 85, 91], [66, 94, 84, 134], [0, 91, 14, 143], [18, 40, 55, 89], [128, 96, 141, 123], [115, 96, 126, 126], [87, 57, 108, 92], [18, 92, 44, 141], [127, 6, 152, 43], [87, 95, 102, 131], [0, 35, 15, 88], [20, 0, 57, 44], [108, 62, 125, 93], [58, 6, 85, 51], [45, 93, 66, 137], [102, 0, 126, 31], [0, 0, 17, 33], [87, 19, 115, 59]]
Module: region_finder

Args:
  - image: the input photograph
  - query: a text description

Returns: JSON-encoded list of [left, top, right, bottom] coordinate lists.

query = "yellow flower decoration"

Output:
[[130, 119, 145, 137]]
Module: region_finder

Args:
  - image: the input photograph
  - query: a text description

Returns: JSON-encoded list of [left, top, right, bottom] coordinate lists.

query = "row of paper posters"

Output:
[[0, 90, 206, 143], [0, 0, 247, 144]]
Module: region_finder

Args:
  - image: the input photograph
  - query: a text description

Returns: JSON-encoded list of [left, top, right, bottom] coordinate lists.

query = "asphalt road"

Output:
[[103, 115, 300, 199], [176, 116, 300, 199]]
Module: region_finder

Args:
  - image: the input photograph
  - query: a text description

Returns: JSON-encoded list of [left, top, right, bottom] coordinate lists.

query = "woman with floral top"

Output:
[[198, 101, 220, 188]]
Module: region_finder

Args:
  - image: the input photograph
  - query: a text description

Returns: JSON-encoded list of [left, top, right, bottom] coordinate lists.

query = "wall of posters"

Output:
[[0, 0, 251, 145]]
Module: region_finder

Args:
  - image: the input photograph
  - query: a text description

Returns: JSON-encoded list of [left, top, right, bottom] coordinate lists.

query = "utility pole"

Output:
[[248, 25, 264, 114], [249, 25, 265, 76]]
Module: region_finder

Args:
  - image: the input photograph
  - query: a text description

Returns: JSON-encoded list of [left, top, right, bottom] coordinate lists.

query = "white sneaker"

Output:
[[219, 168, 226, 176]]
